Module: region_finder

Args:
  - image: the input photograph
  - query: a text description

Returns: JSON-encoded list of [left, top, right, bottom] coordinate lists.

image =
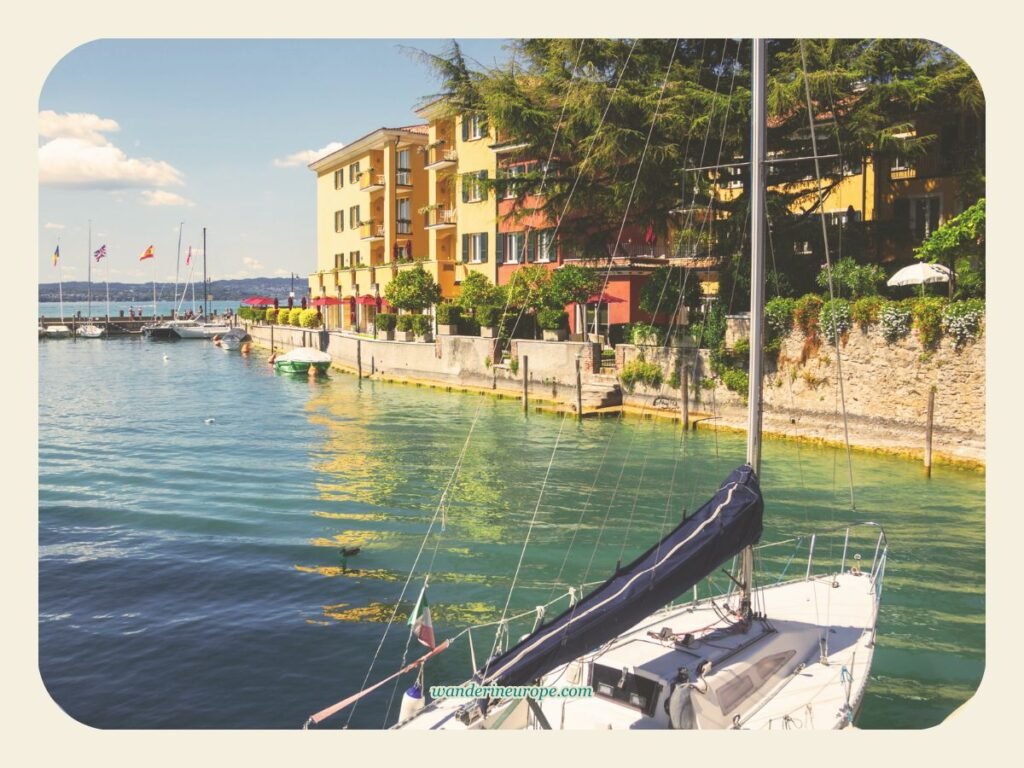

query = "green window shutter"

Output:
[[480, 232, 488, 263], [462, 116, 469, 142], [527, 230, 536, 262], [480, 170, 488, 201], [495, 231, 504, 264], [462, 233, 470, 263], [461, 175, 469, 203]]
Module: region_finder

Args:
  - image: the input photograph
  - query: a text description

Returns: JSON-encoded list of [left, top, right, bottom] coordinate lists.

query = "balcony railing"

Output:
[[360, 221, 385, 240], [360, 171, 385, 191], [395, 169, 412, 186], [396, 218, 413, 235], [424, 145, 458, 169], [424, 207, 457, 228]]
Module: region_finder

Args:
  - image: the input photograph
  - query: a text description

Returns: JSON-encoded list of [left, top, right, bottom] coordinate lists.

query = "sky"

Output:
[[38, 38, 511, 285]]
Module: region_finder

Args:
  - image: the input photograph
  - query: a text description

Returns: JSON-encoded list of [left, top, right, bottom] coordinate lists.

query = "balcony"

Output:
[[424, 144, 458, 170], [424, 207, 457, 229], [360, 170, 385, 192], [395, 169, 413, 187], [396, 218, 413, 235], [360, 221, 385, 240]]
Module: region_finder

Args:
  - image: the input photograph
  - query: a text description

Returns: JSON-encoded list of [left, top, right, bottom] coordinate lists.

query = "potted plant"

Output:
[[476, 304, 499, 338], [376, 312, 396, 340], [435, 302, 461, 335], [538, 308, 569, 341], [395, 314, 415, 341], [412, 313, 433, 342]]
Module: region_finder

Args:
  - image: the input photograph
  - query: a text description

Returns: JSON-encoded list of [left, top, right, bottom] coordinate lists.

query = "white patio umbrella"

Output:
[[887, 261, 952, 288]]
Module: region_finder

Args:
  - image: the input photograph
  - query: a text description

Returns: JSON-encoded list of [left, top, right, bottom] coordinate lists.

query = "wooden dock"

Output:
[[38, 315, 240, 337]]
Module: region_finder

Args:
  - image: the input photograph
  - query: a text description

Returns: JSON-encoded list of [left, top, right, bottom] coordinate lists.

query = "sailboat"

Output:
[[42, 243, 71, 338], [307, 38, 888, 732], [79, 223, 106, 338]]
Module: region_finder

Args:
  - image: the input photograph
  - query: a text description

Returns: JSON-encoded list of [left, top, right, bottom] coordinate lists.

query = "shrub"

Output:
[[815, 257, 885, 299], [436, 302, 461, 325], [537, 308, 568, 331], [509, 357, 519, 375], [476, 304, 500, 327], [619, 359, 664, 393], [411, 314, 432, 337], [376, 313, 396, 331], [911, 297, 947, 349], [941, 299, 985, 348], [793, 294, 824, 338], [299, 308, 322, 328], [396, 315, 416, 332], [851, 296, 884, 330], [820, 299, 852, 342], [880, 302, 912, 342], [461, 316, 481, 336], [265, 308, 278, 324], [629, 322, 661, 346], [384, 265, 441, 311], [732, 337, 750, 357], [765, 297, 795, 337], [721, 368, 749, 398], [288, 307, 303, 326]]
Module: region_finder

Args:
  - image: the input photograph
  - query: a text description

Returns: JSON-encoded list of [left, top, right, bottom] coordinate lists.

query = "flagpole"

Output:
[[105, 251, 111, 324], [57, 239, 64, 323], [175, 221, 183, 316], [152, 255, 157, 320]]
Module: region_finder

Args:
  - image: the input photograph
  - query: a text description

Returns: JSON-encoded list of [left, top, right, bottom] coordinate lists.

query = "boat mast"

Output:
[[87, 220, 92, 320], [203, 226, 207, 318], [57, 238, 64, 323], [740, 37, 767, 621], [175, 221, 183, 316]]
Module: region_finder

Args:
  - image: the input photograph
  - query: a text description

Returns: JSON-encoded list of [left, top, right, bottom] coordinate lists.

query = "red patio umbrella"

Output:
[[355, 295, 378, 306], [311, 296, 345, 307], [585, 292, 625, 304], [241, 296, 275, 306]]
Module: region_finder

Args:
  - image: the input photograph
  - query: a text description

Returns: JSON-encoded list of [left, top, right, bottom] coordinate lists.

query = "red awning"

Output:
[[585, 292, 625, 305], [241, 296, 275, 306], [311, 296, 345, 307], [355, 295, 378, 306]]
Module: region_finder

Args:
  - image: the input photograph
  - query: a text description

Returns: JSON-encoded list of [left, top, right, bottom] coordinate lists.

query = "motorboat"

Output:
[[274, 347, 331, 375]]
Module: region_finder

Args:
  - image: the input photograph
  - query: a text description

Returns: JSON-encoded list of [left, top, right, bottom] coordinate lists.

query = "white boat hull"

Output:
[[42, 325, 71, 338], [173, 324, 231, 339], [78, 324, 106, 338]]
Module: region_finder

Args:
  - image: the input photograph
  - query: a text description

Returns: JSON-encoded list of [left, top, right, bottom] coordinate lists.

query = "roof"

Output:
[[308, 125, 430, 172]]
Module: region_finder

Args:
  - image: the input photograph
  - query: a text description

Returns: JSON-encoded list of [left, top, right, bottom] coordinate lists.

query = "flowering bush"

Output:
[[850, 296, 884, 330], [912, 297, 946, 349], [793, 294, 824, 338], [880, 302, 912, 342], [820, 299, 852, 342], [941, 299, 985, 348]]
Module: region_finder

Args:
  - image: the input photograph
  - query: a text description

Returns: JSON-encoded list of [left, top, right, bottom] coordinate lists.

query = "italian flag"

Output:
[[408, 584, 435, 649]]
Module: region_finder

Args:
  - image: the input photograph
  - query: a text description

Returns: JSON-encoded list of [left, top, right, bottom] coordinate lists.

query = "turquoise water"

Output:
[[38, 337, 984, 729], [39, 300, 244, 319]]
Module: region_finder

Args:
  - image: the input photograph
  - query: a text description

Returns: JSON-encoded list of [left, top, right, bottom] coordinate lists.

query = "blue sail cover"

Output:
[[480, 464, 764, 688]]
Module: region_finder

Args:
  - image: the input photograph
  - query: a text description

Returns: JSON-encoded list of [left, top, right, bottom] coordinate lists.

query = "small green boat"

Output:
[[274, 348, 332, 375]]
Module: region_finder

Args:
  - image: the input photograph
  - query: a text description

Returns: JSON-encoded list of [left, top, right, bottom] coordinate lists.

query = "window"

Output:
[[463, 113, 487, 141], [500, 231, 525, 264], [910, 196, 941, 241], [461, 232, 489, 263], [349, 161, 361, 184], [349, 250, 361, 267], [462, 170, 488, 203], [535, 229, 554, 263], [334, 253, 344, 270], [350, 205, 361, 229], [503, 164, 526, 199], [333, 169, 344, 189], [397, 198, 412, 234], [890, 154, 912, 172], [396, 149, 411, 186], [334, 210, 344, 233]]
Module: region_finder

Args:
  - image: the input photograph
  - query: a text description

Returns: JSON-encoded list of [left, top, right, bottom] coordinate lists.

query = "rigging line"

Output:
[[799, 40, 856, 512], [496, 39, 588, 355], [345, 398, 486, 727], [591, 40, 678, 336], [484, 412, 571, 673]]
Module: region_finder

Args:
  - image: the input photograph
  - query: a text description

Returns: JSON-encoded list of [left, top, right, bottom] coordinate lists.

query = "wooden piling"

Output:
[[357, 339, 363, 379], [681, 362, 689, 428], [522, 356, 529, 413], [925, 385, 936, 477], [575, 357, 583, 420]]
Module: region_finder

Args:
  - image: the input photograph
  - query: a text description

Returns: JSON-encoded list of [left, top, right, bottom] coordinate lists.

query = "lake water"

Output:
[[38, 336, 985, 729]]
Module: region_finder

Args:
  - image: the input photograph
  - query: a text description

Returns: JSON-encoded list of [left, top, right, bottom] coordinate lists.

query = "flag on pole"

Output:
[[407, 583, 436, 649], [94, 245, 107, 262], [185, 246, 192, 266], [140, 245, 154, 261], [52, 245, 60, 266]]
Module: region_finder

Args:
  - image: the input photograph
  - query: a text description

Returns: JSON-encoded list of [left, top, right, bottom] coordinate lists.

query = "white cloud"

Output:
[[39, 110, 184, 189], [273, 268, 290, 277], [273, 141, 345, 168], [44, 222, 64, 230], [141, 190, 195, 207], [242, 256, 264, 271]]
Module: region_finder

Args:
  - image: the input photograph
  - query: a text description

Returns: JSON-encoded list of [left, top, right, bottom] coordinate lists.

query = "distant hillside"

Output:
[[39, 277, 300, 303]]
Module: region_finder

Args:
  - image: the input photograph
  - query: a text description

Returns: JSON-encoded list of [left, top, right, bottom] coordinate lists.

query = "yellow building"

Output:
[[308, 125, 429, 330]]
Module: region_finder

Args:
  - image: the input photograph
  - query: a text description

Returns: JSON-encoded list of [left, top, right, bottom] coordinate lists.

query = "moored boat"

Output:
[[274, 348, 331, 375], [219, 327, 250, 350], [174, 321, 231, 339]]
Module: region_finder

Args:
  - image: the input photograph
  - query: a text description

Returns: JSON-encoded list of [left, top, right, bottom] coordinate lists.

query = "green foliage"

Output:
[[700, 301, 727, 350], [411, 314, 432, 336], [629, 322, 661, 346], [376, 313, 397, 331], [546, 264, 600, 308], [619, 359, 664, 393], [508, 357, 519, 375], [880, 302, 912, 342], [732, 337, 750, 357], [299, 308, 321, 328], [503, 265, 551, 313], [455, 272, 500, 313], [851, 296, 884, 330], [721, 368, 749, 398], [484, 355, 492, 368], [537, 308, 568, 331], [435, 302, 461, 325], [476, 304, 500, 327], [384, 265, 441, 312], [265, 307, 278, 324], [815, 257, 885, 299], [638, 266, 699, 318], [396, 314, 416, 332], [916, 199, 985, 299], [793, 294, 824, 338], [911, 296, 947, 349], [820, 299, 852, 342], [288, 308, 303, 326], [764, 296, 795, 353], [941, 299, 985, 348]]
